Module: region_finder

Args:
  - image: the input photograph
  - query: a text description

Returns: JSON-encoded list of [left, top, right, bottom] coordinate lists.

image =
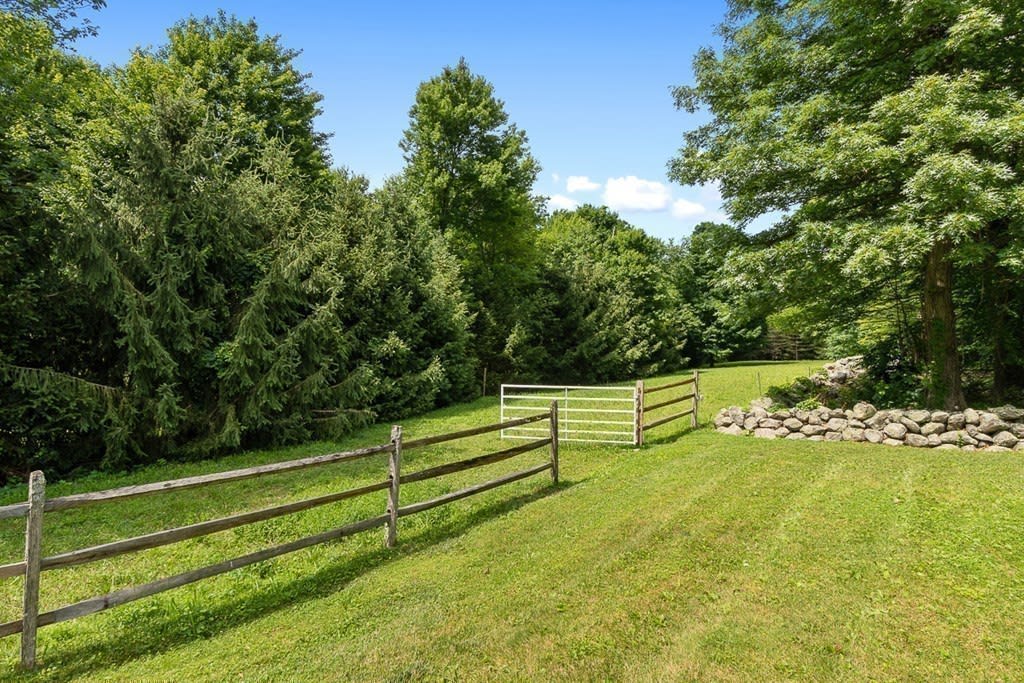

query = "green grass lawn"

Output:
[[1, 360, 1022, 681]]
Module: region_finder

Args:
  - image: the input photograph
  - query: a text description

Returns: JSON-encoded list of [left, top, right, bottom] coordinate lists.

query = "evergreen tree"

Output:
[[155, 12, 331, 180], [537, 206, 690, 382], [0, 9, 111, 480]]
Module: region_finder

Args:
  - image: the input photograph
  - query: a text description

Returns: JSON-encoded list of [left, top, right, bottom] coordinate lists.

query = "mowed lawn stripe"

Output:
[[1, 362, 1022, 681]]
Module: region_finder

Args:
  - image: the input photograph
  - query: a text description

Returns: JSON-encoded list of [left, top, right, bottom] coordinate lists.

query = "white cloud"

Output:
[[547, 194, 578, 211], [566, 175, 600, 193], [603, 176, 672, 212], [671, 198, 706, 218], [551, 172, 561, 183]]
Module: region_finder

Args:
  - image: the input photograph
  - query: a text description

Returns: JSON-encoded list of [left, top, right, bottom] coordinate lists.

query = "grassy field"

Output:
[[1, 360, 1022, 681]]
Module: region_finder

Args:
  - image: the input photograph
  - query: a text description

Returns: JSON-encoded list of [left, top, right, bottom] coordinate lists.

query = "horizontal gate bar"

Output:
[[563, 429, 634, 437], [503, 406, 633, 414], [503, 395, 633, 403], [502, 384, 633, 392]]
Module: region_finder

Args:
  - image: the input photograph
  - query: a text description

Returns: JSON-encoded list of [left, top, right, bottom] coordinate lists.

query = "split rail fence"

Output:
[[500, 371, 700, 447], [634, 371, 701, 447], [0, 403, 560, 670]]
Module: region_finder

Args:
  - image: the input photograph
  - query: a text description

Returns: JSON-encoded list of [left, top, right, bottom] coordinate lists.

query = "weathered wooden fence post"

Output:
[[386, 426, 402, 548], [549, 400, 559, 484], [692, 370, 700, 428], [634, 380, 645, 446], [21, 471, 45, 670]]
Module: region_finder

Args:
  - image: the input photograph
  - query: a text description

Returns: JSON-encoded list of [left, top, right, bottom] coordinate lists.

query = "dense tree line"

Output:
[[672, 0, 1024, 409], [2, 7, 753, 482]]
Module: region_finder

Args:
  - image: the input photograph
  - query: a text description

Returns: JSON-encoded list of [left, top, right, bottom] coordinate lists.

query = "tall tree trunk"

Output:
[[921, 240, 965, 409]]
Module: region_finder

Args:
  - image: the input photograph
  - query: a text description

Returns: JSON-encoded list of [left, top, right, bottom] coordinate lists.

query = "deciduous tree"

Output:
[[672, 0, 1024, 408]]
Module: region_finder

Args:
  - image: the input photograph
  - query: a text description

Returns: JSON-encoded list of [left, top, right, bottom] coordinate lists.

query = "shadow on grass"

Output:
[[9, 478, 580, 682], [641, 425, 701, 447]]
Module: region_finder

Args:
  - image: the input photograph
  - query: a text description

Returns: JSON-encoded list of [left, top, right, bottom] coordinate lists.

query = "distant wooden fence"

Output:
[[501, 371, 701, 447], [0, 403, 560, 670], [634, 371, 701, 447]]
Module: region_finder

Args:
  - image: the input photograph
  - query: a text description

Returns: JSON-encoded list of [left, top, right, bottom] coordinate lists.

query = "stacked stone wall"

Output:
[[715, 402, 1024, 452]]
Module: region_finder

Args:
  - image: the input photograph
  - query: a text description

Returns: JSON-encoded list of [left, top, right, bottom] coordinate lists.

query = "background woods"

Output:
[[2, 0, 1024, 482]]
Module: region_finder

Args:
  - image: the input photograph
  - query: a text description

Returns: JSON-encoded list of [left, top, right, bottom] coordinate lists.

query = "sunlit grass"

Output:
[[1, 361, 1022, 681]]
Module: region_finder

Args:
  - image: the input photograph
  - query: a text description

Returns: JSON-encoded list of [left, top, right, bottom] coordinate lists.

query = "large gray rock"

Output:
[[935, 443, 960, 450], [714, 411, 734, 428], [717, 424, 745, 436], [827, 417, 849, 432], [770, 409, 792, 420], [986, 445, 1013, 453], [961, 444, 977, 452], [851, 402, 876, 421], [864, 429, 885, 444], [751, 405, 769, 419], [947, 413, 966, 430], [905, 433, 930, 448], [786, 432, 807, 440], [899, 416, 922, 434], [828, 408, 846, 419], [939, 430, 978, 446], [808, 435, 825, 442], [867, 411, 889, 430], [806, 412, 823, 426], [743, 416, 759, 431], [930, 411, 950, 424], [883, 438, 904, 447], [1015, 441, 1024, 451], [783, 417, 803, 431], [964, 408, 981, 425], [992, 431, 1019, 448], [973, 432, 994, 445], [824, 431, 843, 442], [978, 412, 1010, 435], [817, 356, 866, 387], [883, 423, 908, 440], [905, 410, 932, 424], [801, 424, 827, 437], [1012, 424, 1024, 438], [775, 427, 792, 438], [921, 422, 946, 436], [848, 418, 866, 429], [794, 409, 810, 422], [991, 405, 1024, 421], [926, 434, 942, 447], [843, 427, 866, 442], [753, 427, 778, 439], [758, 418, 783, 430]]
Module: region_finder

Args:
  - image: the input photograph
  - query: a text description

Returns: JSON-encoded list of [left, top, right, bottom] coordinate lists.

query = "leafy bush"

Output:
[[765, 376, 820, 408]]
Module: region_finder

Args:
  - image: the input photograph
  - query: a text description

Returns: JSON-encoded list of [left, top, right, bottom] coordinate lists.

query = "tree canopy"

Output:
[[400, 59, 543, 381], [671, 0, 1024, 409]]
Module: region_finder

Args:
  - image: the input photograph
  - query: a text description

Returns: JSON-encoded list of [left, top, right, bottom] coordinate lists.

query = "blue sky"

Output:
[[73, 1, 765, 242]]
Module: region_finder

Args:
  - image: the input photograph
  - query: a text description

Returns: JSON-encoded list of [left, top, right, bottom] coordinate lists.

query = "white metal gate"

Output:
[[500, 384, 637, 445]]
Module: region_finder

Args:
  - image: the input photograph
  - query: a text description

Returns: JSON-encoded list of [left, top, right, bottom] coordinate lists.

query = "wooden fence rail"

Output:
[[0, 403, 560, 670], [634, 370, 701, 446]]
